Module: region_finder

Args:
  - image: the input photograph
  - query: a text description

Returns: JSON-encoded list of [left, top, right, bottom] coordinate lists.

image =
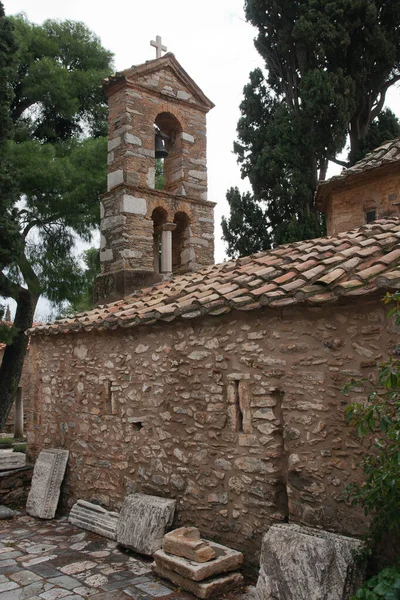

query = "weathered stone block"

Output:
[[255, 524, 365, 600], [0, 450, 26, 471], [162, 527, 216, 562], [69, 499, 119, 540], [26, 449, 69, 519], [153, 563, 243, 599], [116, 493, 176, 555], [155, 540, 242, 581]]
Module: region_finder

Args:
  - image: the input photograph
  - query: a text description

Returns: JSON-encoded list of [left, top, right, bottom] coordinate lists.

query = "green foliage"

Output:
[[221, 187, 270, 258], [155, 158, 165, 190], [345, 292, 400, 544], [0, 10, 113, 426], [62, 247, 100, 314], [351, 565, 400, 599], [223, 0, 400, 255], [355, 109, 400, 163], [13, 442, 26, 453]]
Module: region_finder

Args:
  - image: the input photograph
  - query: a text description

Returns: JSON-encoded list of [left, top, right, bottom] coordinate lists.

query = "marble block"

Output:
[[255, 524, 365, 600], [163, 527, 216, 562], [154, 542, 243, 581], [116, 493, 176, 555], [153, 563, 243, 599], [0, 450, 26, 471], [26, 449, 69, 519], [69, 499, 119, 540]]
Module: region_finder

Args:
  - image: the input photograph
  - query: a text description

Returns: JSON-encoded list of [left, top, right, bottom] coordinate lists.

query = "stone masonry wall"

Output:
[[26, 300, 394, 564], [326, 168, 400, 235]]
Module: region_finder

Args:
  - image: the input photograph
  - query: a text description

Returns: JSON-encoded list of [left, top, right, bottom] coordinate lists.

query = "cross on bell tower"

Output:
[[150, 35, 167, 59]]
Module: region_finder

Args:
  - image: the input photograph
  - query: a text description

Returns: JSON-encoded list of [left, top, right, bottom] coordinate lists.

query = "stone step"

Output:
[[153, 563, 243, 599]]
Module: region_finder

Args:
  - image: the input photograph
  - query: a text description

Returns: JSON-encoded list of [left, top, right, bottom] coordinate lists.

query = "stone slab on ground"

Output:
[[26, 449, 69, 519], [153, 563, 243, 599], [255, 523, 365, 600], [162, 528, 216, 563], [116, 494, 176, 555], [69, 499, 119, 540], [0, 450, 26, 471], [154, 542, 243, 581]]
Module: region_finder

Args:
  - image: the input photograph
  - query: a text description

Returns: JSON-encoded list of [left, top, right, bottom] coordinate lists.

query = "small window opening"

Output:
[[131, 420, 143, 432], [228, 379, 252, 433], [234, 381, 243, 433], [172, 212, 190, 273], [366, 210, 376, 224]]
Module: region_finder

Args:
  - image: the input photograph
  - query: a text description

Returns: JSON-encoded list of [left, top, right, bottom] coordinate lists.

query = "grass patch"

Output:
[[13, 443, 26, 453]]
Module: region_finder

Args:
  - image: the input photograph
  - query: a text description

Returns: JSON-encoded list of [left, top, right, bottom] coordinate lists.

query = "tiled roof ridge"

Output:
[[28, 217, 400, 337], [318, 137, 400, 189]]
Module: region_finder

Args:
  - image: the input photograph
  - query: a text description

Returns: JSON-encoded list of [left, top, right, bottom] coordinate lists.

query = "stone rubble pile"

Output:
[[153, 527, 243, 599]]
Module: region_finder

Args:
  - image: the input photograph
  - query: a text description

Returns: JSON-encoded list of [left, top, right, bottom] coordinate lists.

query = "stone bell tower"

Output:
[[94, 50, 215, 305]]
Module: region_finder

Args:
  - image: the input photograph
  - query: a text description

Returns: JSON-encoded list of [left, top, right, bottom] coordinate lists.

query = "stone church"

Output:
[[26, 51, 400, 565]]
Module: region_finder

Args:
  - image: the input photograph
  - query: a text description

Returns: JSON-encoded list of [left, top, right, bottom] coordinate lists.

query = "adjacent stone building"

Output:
[[25, 51, 400, 566], [315, 139, 400, 235]]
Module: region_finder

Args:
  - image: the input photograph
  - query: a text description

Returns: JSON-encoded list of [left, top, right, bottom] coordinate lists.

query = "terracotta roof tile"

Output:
[[28, 218, 400, 337]]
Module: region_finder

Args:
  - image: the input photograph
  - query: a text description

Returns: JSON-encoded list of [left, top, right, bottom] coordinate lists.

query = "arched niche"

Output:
[[152, 207, 168, 273], [172, 211, 191, 273], [155, 112, 183, 193]]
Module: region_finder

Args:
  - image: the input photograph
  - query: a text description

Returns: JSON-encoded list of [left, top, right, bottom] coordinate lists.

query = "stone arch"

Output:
[[172, 211, 191, 273], [155, 112, 183, 194], [152, 207, 168, 273]]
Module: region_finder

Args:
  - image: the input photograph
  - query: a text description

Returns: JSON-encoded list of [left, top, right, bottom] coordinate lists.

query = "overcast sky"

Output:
[[4, 0, 400, 318]]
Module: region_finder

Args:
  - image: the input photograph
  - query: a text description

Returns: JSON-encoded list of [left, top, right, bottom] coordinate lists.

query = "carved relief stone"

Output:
[[26, 449, 69, 519], [116, 493, 176, 555], [69, 499, 119, 540]]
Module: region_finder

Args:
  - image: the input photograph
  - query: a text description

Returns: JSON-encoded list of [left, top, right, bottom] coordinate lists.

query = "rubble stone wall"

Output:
[[26, 300, 393, 562]]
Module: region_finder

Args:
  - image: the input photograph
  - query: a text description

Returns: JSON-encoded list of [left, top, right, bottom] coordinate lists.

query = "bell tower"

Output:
[[94, 51, 215, 305]]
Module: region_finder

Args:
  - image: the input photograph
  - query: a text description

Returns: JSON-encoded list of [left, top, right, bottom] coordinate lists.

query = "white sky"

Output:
[[3, 0, 400, 319]]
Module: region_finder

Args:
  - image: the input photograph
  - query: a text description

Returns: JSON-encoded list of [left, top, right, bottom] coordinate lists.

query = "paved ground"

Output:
[[0, 516, 250, 600]]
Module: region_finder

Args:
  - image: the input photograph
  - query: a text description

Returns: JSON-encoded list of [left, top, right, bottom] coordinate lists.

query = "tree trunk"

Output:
[[0, 287, 38, 429]]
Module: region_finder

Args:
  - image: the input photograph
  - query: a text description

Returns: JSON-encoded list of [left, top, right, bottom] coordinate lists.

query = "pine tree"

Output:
[[0, 12, 113, 428], [223, 0, 400, 256]]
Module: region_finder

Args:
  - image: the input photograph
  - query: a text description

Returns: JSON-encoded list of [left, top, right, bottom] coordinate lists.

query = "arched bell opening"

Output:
[[172, 211, 191, 273], [152, 207, 168, 273], [154, 112, 183, 194]]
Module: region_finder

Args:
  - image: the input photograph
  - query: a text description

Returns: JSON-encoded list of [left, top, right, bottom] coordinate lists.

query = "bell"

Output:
[[155, 131, 168, 158]]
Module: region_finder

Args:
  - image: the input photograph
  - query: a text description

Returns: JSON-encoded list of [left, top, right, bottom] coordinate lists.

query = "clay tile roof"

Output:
[[315, 138, 400, 209], [28, 218, 400, 337]]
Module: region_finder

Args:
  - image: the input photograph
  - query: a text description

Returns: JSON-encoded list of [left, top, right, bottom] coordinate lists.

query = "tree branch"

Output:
[[0, 272, 24, 301], [329, 156, 350, 168], [17, 254, 41, 296]]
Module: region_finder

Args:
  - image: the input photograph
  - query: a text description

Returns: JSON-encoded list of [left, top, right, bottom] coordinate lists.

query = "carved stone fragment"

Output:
[[155, 542, 243, 581], [26, 449, 69, 519], [69, 499, 119, 540], [162, 527, 216, 562], [255, 524, 365, 600], [116, 493, 176, 555], [0, 450, 26, 471], [153, 563, 243, 599]]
